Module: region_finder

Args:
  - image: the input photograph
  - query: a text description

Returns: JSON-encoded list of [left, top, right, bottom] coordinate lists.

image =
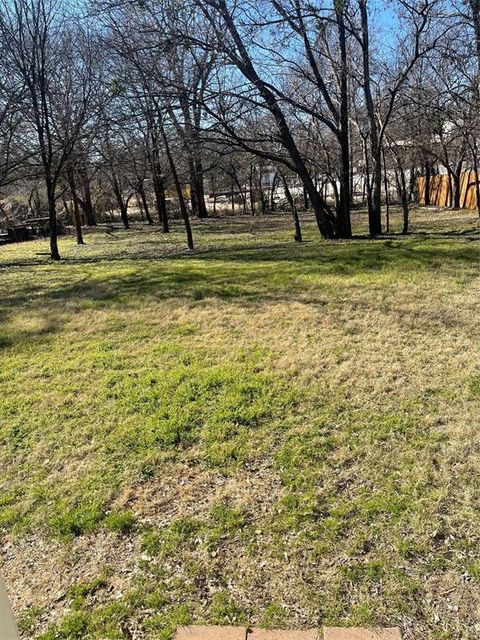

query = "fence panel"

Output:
[[418, 171, 478, 210]]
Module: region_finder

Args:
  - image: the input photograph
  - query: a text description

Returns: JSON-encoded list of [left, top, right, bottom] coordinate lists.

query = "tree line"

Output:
[[0, 0, 478, 259]]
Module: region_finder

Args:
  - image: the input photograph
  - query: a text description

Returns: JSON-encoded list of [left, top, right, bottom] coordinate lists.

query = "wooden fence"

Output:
[[418, 171, 479, 210]]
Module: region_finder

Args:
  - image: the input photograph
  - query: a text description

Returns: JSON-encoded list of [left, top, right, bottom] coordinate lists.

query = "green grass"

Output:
[[0, 208, 479, 639]]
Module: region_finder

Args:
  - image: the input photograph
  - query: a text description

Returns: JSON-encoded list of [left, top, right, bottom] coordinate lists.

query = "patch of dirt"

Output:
[[1, 530, 138, 632], [1, 458, 285, 637]]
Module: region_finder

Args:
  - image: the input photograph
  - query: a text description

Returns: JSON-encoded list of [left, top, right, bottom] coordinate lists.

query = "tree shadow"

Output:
[[1, 235, 478, 309], [0, 314, 63, 352], [1, 220, 478, 357]]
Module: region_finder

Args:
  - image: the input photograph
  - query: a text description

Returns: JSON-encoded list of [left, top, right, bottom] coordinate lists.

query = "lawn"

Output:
[[0, 207, 479, 640]]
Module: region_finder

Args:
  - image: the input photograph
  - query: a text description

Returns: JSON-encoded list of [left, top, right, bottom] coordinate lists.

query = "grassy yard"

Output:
[[0, 207, 479, 640]]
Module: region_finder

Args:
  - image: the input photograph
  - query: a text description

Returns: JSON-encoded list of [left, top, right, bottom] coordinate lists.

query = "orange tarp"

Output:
[[418, 171, 479, 210]]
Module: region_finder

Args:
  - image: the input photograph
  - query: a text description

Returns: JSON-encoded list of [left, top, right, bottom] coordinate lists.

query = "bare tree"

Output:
[[183, 0, 339, 238], [0, 68, 28, 193], [350, 0, 447, 235], [0, 0, 100, 259]]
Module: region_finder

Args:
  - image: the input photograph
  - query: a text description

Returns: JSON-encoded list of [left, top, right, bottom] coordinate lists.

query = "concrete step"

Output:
[[175, 626, 246, 640], [175, 626, 402, 640]]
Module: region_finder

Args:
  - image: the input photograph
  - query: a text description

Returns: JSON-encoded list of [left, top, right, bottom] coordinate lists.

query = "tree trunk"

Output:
[[136, 193, 145, 221], [71, 199, 85, 245], [194, 157, 208, 218], [270, 171, 278, 211], [371, 150, 383, 235], [394, 165, 409, 234], [349, 125, 355, 206], [335, 2, 352, 239], [303, 184, 309, 210], [296, 164, 336, 238], [67, 168, 85, 245], [363, 136, 373, 218], [258, 172, 266, 215], [382, 146, 390, 233], [180, 97, 208, 220], [231, 166, 247, 215], [446, 168, 453, 207], [161, 124, 194, 250], [359, 0, 382, 236], [112, 180, 129, 229], [424, 160, 431, 206], [29, 187, 42, 218], [47, 180, 60, 260], [408, 165, 417, 205], [471, 137, 480, 218], [138, 184, 154, 224], [282, 173, 302, 242], [210, 176, 217, 216], [147, 122, 169, 232], [120, 202, 129, 229], [330, 178, 340, 213], [361, 167, 366, 207], [78, 168, 96, 226], [189, 156, 199, 216], [154, 174, 168, 232], [62, 195, 72, 224], [249, 165, 255, 215], [453, 166, 462, 209], [151, 151, 169, 232]]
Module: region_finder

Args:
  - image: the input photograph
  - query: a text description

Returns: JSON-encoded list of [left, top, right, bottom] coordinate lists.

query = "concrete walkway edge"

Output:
[[175, 626, 403, 640]]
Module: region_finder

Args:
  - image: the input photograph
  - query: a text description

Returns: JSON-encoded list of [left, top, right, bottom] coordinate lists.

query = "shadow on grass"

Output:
[[0, 314, 63, 352], [1, 235, 478, 310]]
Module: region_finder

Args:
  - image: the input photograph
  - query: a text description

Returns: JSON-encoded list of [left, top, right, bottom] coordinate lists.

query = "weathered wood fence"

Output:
[[418, 171, 479, 210]]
